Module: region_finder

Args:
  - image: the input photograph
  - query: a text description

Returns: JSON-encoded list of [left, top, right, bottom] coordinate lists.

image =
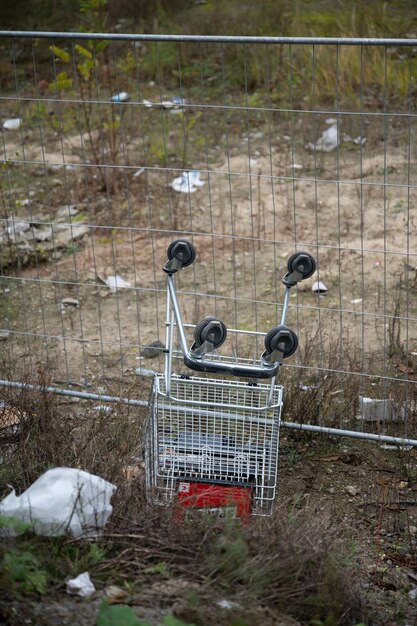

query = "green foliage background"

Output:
[[1, 0, 417, 39]]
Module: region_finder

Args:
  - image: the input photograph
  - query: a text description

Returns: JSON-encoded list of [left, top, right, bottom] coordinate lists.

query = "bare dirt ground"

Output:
[[2, 113, 417, 388]]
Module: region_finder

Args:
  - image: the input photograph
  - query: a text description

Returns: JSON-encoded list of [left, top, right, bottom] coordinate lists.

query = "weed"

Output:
[[0, 529, 108, 601], [2, 546, 49, 595], [97, 603, 147, 626], [96, 603, 195, 626]]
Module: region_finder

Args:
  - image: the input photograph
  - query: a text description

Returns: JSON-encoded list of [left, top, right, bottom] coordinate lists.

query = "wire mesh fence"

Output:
[[1, 32, 417, 442]]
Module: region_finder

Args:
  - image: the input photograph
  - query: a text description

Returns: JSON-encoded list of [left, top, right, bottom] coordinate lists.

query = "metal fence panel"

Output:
[[1, 32, 416, 442]]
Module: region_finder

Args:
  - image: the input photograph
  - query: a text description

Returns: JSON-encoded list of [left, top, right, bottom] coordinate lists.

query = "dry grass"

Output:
[[0, 357, 368, 626]]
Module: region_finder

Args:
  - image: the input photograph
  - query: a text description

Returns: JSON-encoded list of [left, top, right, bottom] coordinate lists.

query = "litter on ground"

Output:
[[0, 467, 116, 537], [171, 171, 205, 193]]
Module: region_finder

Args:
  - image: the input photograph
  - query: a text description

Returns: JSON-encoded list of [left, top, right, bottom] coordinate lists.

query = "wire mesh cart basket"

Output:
[[145, 240, 315, 517]]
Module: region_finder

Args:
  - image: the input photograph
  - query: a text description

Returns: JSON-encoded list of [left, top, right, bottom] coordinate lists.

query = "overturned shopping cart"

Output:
[[145, 240, 315, 517]]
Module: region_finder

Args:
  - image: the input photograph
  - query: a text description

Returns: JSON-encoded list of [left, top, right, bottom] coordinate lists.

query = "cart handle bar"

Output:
[[164, 239, 315, 379], [167, 274, 280, 379]]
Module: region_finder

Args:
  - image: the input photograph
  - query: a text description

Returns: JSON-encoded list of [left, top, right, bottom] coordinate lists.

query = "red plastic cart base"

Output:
[[175, 481, 252, 520]]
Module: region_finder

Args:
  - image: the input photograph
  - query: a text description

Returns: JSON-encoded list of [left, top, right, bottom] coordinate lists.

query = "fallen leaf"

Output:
[[311, 454, 341, 462], [397, 361, 414, 374], [104, 585, 129, 605]]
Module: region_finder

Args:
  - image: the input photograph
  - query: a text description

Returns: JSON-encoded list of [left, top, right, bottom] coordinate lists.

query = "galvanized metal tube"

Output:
[[164, 286, 174, 396], [1, 31, 417, 46], [0, 379, 147, 407], [280, 286, 291, 325], [280, 420, 417, 447], [1, 378, 417, 446], [167, 274, 189, 356]]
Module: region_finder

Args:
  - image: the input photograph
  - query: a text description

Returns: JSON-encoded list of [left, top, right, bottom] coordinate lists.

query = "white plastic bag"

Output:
[[171, 171, 205, 193], [0, 467, 116, 537], [66, 572, 96, 597], [307, 124, 339, 153]]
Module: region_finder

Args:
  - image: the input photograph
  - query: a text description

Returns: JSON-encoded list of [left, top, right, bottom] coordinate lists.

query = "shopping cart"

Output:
[[145, 240, 316, 517]]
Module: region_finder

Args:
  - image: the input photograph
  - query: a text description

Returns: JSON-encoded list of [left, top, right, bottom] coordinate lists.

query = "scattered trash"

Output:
[[104, 275, 132, 292], [141, 340, 164, 358], [351, 298, 363, 304], [5, 218, 30, 238], [0, 329, 10, 340], [306, 123, 365, 150], [56, 204, 79, 218], [353, 136, 367, 146], [61, 298, 80, 307], [133, 167, 145, 178], [307, 124, 339, 153], [300, 383, 320, 391], [93, 405, 113, 413], [380, 444, 413, 451], [249, 158, 258, 168], [111, 91, 130, 103], [358, 395, 405, 422], [312, 281, 328, 294], [171, 170, 205, 193], [292, 163, 303, 170], [345, 485, 359, 497], [0, 211, 90, 268], [3, 118, 22, 131], [141, 96, 186, 113], [135, 366, 157, 377], [0, 467, 116, 537], [169, 96, 186, 113], [104, 584, 129, 605], [163, 96, 186, 112], [409, 587, 417, 601], [216, 599, 242, 610], [66, 572, 96, 597]]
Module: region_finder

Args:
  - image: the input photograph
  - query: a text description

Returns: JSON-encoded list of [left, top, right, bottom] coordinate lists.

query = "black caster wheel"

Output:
[[287, 251, 316, 280], [194, 316, 227, 349], [167, 239, 196, 268], [264, 324, 298, 358]]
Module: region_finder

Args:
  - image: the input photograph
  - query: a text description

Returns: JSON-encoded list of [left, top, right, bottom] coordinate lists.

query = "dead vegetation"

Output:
[[0, 370, 362, 626], [1, 356, 417, 625]]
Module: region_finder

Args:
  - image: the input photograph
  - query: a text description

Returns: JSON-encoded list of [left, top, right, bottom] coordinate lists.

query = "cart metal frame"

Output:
[[145, 240, 315, 517]]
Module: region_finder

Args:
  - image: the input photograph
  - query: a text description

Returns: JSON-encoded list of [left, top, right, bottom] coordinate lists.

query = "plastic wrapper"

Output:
[[0, 467, 116, 537]]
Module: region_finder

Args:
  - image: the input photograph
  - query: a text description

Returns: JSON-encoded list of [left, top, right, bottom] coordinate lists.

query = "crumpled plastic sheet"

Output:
[[104, 275, 132, 292], [66, 571, 96, 597], [171, 171, 205, 193], [307, 124, 339, 152], [3, 118, 22, 131], [111, 91, 130, 103], [0, 467, 116, 537]]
